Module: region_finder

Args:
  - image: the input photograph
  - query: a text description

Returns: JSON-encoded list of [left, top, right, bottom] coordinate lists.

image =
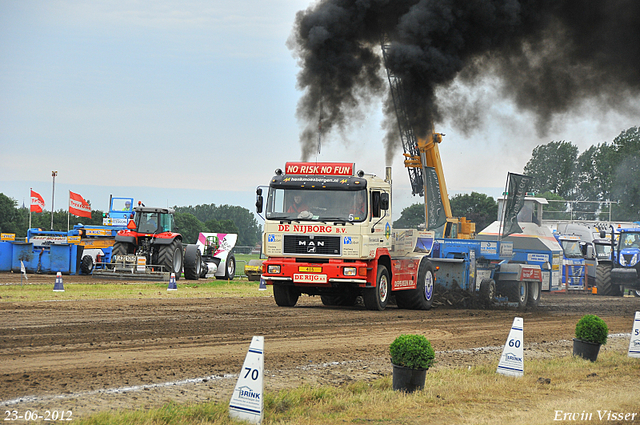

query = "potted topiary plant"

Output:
[[573, 314, 608, 361], [390, 334, 435, 392]]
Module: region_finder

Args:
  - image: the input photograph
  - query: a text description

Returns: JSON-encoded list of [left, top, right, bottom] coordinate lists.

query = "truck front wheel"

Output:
[[364, 265, 390, 311], [273, 284, 300, 307]]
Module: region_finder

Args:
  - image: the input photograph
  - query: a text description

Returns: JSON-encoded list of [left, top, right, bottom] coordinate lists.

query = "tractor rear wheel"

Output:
[[183, 244, 201, 280], [216, 253, 236, 280], [158, 239, 183, 280], [596, 264, 620, 295]]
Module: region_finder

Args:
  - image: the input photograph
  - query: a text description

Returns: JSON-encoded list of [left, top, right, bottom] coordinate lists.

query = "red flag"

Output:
[[69, 191, 92, 218], [30, 189, 45, 213]]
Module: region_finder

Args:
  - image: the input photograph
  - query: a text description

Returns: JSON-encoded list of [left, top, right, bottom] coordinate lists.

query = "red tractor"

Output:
[[111, 205, 183, 279]]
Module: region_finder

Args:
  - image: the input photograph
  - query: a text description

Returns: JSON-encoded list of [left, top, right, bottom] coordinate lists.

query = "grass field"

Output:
[[75, 350, 639, 425], [0, 279, 269, 302]]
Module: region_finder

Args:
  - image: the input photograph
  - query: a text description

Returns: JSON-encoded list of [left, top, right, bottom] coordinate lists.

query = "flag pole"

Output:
[[51, 171, 57, 230], [29, 188, 32, 230], [499, 173, 511, 241], [67, 190, 70, 232]]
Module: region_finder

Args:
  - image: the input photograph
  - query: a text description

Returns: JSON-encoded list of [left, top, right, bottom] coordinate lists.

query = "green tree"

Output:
[[393, 203, 425, 229], [205, 219, 239, 234], [175, 204, 261, 247], [523, 141, 579, 199], [449, 192, 498, 232], [174, 212, 207, 244], [0, 194, 19, 234], [539, 191, 570, 221], [610, 127, 640, 221]]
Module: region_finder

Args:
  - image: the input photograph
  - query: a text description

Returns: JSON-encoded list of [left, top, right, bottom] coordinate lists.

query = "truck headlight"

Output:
[[267, 265, 281, 274], [343, 267, 357, 276]]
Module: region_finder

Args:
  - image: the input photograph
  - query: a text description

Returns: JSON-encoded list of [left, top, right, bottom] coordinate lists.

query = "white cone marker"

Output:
[[229, 336, 264, 424], [53, 272, 65, 292], [497, 317, 524, 377]]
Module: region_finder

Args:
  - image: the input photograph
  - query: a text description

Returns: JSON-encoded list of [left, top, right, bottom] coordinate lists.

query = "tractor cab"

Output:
[[128, 207, 175, 235]]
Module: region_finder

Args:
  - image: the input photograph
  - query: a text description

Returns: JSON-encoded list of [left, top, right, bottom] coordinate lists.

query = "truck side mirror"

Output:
[[586, 244, 594, 260], [255, 188, 264, 214], [380, 193, 389, 210]]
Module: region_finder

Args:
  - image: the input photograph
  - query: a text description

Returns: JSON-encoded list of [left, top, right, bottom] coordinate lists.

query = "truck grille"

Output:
[[283, 235, 341, 256]]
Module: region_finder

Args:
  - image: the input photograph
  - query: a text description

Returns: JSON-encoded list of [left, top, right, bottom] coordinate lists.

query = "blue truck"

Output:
[[604, 225, 640, 297]]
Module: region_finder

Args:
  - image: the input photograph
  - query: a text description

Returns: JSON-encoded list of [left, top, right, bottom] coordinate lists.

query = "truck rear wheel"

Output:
[[320, 292, 358, 307], [508, 281, 528, 310], [364, 265, 390, 311], [396, 260, 434, 310], [183, 244, 201, 280], [273, 284, 300, 307], [527, 281, 541, 307], [158, 240, 183, 280]]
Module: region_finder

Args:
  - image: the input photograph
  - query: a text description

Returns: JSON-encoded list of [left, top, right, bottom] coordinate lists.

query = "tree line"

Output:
[[0, 195, 262, 248], [394, 126, 640, 229]]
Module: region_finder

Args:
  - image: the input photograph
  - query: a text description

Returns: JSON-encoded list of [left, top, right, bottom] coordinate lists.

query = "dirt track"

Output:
[[1, 274, 639, 419]]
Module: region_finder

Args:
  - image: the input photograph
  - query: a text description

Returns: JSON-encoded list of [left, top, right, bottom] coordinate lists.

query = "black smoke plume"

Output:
[[288, 0, 640, 162]]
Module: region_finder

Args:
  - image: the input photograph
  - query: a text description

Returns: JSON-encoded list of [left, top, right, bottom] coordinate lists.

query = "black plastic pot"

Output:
[[573, 338, 601, 362], [392, 364, 427, 393]]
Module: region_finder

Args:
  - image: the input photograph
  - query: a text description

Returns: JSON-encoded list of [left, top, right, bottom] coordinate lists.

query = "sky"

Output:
[[1, 0, 638, 223]]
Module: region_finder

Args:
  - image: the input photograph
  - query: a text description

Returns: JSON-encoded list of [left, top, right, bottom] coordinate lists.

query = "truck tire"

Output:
[[527, 281, 541, 307], [216, 253, 236, 280], [273, 284, 300, 307], [363, 265, 390, 311], [508, 281, 528, 311], [183, 244, 201, 280], [395, 260, 434, 310], [320, 292, 358, 307], [158, 239, 183, 280], [596, 264, 620, 296], [80, 255, 94, 275], [479, 278, 496, 308]]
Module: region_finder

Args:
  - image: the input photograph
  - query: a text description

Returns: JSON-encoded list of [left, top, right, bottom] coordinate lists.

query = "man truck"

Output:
[[256, 162, 542, 310]]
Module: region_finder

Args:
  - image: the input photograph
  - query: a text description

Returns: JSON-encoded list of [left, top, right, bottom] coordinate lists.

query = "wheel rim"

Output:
[[228, 259, 235, 277], [424, 271, 434, 300], [379, 274, 388, 302], [172, 248, 181, 272], [519, 282, 527, 303]]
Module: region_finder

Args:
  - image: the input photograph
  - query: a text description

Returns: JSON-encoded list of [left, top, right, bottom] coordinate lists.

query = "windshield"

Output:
[[560, 240, 583, 258], [136, 212, 160, 233], [265, 188, 368, 222], [594, 243, 612, 260], [620, 232, 640, 250]]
